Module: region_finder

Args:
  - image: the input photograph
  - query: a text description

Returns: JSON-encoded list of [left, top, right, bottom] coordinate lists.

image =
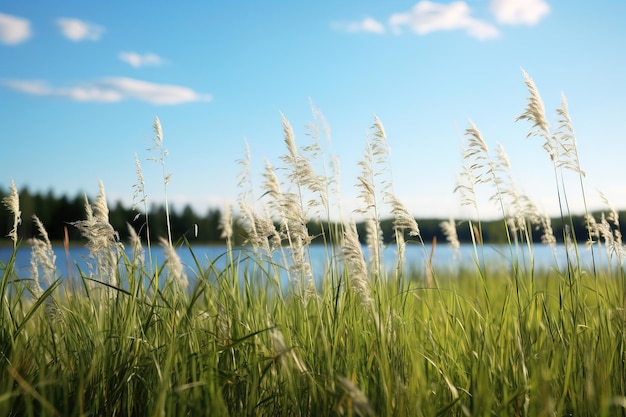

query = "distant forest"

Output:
[[0, 187, 623, 247]]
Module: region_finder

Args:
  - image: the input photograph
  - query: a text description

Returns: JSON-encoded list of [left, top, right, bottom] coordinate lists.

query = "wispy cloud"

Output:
[[3, 77, 213, 105], [99, 78, 212, 104], [0, 13, 32, 45], [3, 79, 120, 101], [490, 0, 550, 25], [336, 0, 550, 40], [56, 18, 105, 41], [390, 1, 499, 40], [332, 17, 386, 34], [119, 52, 164, 68]]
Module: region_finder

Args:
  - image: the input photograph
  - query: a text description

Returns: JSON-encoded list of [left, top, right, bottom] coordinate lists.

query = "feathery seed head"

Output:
[[372, 115, 386, 141], [2, 179, 21, 245], [279, 114, 328, 211], [72, 190, 122, 285], [236, 139, 252, 192], [127, 223, 145, 267], [219, 204, 233, 241], [262, 159, 282, 201], [238, 199, 261, 250], [599, 191, 622, 247], [599, 191, 619, 225], [440, 218, 460, 252], [356, 159, 376, 213], [496, 144, 511, 170], [153, 116, 163, 144], [454, 165, 478, 209], [343, 220, 372, 306], [365, 216, 382, 274], [517, 69, 555, 159], [465, 120, 489, 158], [94, 180, 109, 221], [462, 120, 497, 189], [585, 213, 599, 248], [132, 153, 146, 210], [30, 215, 57, 289], [160, 237, 188, 292], [29, 219, 63, 321], [282, 113, 298, 161], [539, 214, 557, 247], [389, 194, 420, 237], [554, 94, 585, 176]]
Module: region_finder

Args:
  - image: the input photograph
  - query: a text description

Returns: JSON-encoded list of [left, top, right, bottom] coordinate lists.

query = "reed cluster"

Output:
[[1, 71, 625, 417]]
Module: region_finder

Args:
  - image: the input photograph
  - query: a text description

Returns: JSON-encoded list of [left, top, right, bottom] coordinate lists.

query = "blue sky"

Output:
[[2, 1, 626, 222]]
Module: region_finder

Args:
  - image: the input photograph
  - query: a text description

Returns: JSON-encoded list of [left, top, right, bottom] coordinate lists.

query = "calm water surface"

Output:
[[1, 242, 617, 286]]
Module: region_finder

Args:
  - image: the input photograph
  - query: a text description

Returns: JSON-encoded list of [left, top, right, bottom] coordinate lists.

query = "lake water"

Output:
[[1, 241, 619, 287]]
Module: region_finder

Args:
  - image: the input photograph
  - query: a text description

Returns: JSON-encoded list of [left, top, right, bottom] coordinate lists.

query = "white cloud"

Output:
[[3, 79, 50, 95], [56, 17, 105, 41], [3, 79, 122, 101], [491, 0, 550, 25], [3, 77, 212, 105], [119, 52, 164, 68], [389, 1, 499, 40], [99, 78, 212, 104], [333, 17, 386, 34], [0, 13, 32, 45]]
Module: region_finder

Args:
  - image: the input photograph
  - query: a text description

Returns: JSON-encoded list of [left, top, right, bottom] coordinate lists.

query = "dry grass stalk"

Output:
[[455, 121, 494, 214], [516, 195, 556, 249], [389, 194, 420, 238], [159, 237, 188, 293], [585, 213, 599, 249], [389, 193, 421, 276], [356, 154, 376, 213], [29, 215, 56, 295], [517, 69, 556, 160], [219, 204, 233, 251], [261, 159, 282, 202], [237, 200, 268, 253], [280, 114, 328, 211], [29, 215, 62, 321], [356, 116, 392, 212], [494, 144, 526, 236], [127, 223, 145, 268], [278, 192, 312, 280], [132, 153, 147, 214], [71, 182, 122, 287], [261, 119, 322, 291], [149, 116, 173, 245], [237, 139, 252, 192], [554, 95, 585, 176], [364, 217, 382, 276], [63, 225, 72, 279], [599, 191, 622, 247], [593, 192, 625, 261], [455, 164, 479, 210], [463, 120, 492, 185], [464, 120, 510, 217], [355, 126, 390, 276], [2, 179, 21, 246], [440, 217, 460, 253], [342, 220, 372, 306]]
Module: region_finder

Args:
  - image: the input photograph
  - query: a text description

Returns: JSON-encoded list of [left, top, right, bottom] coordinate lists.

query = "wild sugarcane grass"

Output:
[[1, 72, 626, 416]]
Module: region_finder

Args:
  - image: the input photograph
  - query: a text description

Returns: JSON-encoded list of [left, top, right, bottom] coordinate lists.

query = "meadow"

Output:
[[1, 70, 625, 417]]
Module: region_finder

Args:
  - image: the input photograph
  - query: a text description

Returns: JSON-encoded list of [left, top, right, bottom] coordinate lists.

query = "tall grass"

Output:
[[1, 71, 626, 417]]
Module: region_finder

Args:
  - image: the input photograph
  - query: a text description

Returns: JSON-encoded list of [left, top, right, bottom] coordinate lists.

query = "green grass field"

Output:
[[1, 71, 625, 416]]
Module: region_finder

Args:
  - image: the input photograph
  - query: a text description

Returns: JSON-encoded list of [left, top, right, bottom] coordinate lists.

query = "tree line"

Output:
[[0, 187, 623, 247]]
